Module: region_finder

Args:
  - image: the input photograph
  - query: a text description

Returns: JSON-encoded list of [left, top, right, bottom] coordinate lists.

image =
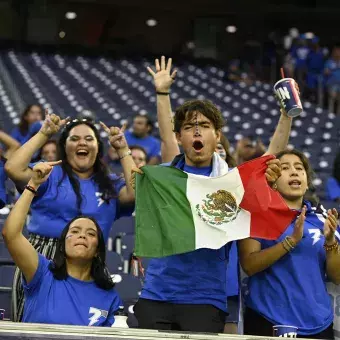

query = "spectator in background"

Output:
[[305, 38, 325, 102], [0, 130, 21, 208], [5, 114, 135, 322], [216, 134, 237, 168], [125, 114, 161, 165], [291, 36, 310, 93], [327, 150, 340, 204], [103, 146, 122, 174], [233, 136, 266, 165], [11, 105, 44, 145], [239, 149, 340, 339], [130, 145, 147, 168], [324, 45, 340, 114], [2, 162, 122, 326], [38, 140, 58, 162]]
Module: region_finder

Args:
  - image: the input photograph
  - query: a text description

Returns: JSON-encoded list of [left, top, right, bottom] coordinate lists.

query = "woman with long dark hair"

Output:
[[239, 149, 340, 339], [2, 161, 121, 326], [5, 112, 135, 321], [10, 104, 44, 145]]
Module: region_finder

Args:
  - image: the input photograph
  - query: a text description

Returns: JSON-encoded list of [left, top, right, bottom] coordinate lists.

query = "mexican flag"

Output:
[[135, 155, 297, 258]]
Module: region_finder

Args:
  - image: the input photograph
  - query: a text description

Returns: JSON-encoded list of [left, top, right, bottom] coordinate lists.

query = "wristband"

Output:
[[324, 241, 339, 252], [119, 149, 132, 160], [25, 185, 38, 196], [156, 91, 170, 96]]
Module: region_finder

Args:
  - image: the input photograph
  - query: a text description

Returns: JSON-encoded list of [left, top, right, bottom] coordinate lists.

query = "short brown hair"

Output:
[[276, 149, 315, 188], [174, 100, 224, 133]]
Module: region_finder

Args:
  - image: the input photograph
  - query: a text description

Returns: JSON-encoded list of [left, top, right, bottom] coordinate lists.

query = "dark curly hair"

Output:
[[49, 216, 114, 290], [174, 100, 224, 133], [57, 119, 118, 212]]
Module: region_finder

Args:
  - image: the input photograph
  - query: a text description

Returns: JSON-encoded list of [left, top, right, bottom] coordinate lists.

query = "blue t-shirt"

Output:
[[141, 161, 229, 312], [0, 159, 7, 208], [125, 131, 161, 160], [22, 254, 121, 326], [28, 165, 128, 240], [226, 242, 239, 297], [292, 46, 310, 68], [324, 59, 340, 85], [11, 121, 43, 145], [306, 50, 324, 73], [245, 202, 337, 335], [327, 177, 340, 201]]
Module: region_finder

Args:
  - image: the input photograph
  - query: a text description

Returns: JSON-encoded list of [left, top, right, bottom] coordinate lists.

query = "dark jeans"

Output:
[[134, 298, 226, 333], [244, 307, 334, 339]]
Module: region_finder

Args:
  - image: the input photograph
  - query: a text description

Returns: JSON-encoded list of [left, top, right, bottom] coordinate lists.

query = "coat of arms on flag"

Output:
[[195, 190, 241, 226]]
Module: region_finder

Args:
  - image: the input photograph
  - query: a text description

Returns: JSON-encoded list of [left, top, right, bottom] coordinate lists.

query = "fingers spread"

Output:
[[155, 59, 160, 72], [147, 66, 155, 77], [161, 56, 166, 70], [166, 58, 172, 72], [171, 69, 177, 80]]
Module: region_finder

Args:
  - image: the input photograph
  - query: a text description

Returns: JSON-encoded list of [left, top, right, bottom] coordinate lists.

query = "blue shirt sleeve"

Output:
[[326, 177, 340, 201], [22, 254, 51, 295]]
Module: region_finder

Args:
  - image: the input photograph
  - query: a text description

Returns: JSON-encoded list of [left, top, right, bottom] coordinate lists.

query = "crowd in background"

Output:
[[0, 55, 340, 338]]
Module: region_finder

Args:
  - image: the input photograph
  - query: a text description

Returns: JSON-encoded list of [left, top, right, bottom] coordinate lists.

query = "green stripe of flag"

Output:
[[135, 166, 196, 257]]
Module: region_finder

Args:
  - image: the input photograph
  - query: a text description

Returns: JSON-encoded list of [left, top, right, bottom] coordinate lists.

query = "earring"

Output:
[[272, 182, 278, 191]]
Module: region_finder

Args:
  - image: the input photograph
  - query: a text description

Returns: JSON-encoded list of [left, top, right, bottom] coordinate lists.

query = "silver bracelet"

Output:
[[119, 149, 132, 160]]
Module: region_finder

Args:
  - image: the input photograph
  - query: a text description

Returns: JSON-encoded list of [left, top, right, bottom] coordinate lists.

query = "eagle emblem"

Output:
[[195, 190, 240, 226]]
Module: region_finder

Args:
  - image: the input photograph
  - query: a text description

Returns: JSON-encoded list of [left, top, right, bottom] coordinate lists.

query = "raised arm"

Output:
[[147, 56, 179, 163], [264, 82, 301, 156], [5, 112, 67, 189], [0, 130, 20, 159], [2, 161, 61, 283], [239, 207, 305, 276], [264, 109, 292, 156], [100, 122, 136, 204]]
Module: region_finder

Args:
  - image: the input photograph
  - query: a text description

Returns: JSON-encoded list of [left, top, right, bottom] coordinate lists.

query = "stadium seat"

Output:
[[112, 273, 142, 301], [106, 251, 123, 274]]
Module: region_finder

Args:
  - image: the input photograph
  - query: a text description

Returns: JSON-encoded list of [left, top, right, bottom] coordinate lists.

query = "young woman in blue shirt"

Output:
[[10, 104, 44, 145], [239, 149, 340, 339], [2, 161, 122, 326], [5, 113, 135, 321]]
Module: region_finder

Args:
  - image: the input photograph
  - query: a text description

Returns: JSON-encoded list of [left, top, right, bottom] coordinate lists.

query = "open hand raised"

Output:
[[147, 56, 177, 93]]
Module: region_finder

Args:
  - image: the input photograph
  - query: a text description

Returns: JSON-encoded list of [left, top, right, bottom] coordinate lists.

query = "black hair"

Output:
[[174, 100, 224, 133], [276, 149, 315, 189], [49, 215, 114, 290], [333, 149, 340, 183], [18, 104, 44, 135], [57, 118, 118, 212], [134, 114, 154, 132]]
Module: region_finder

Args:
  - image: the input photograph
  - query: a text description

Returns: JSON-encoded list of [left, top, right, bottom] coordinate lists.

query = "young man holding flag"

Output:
[[132, 57, 293, 333]]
